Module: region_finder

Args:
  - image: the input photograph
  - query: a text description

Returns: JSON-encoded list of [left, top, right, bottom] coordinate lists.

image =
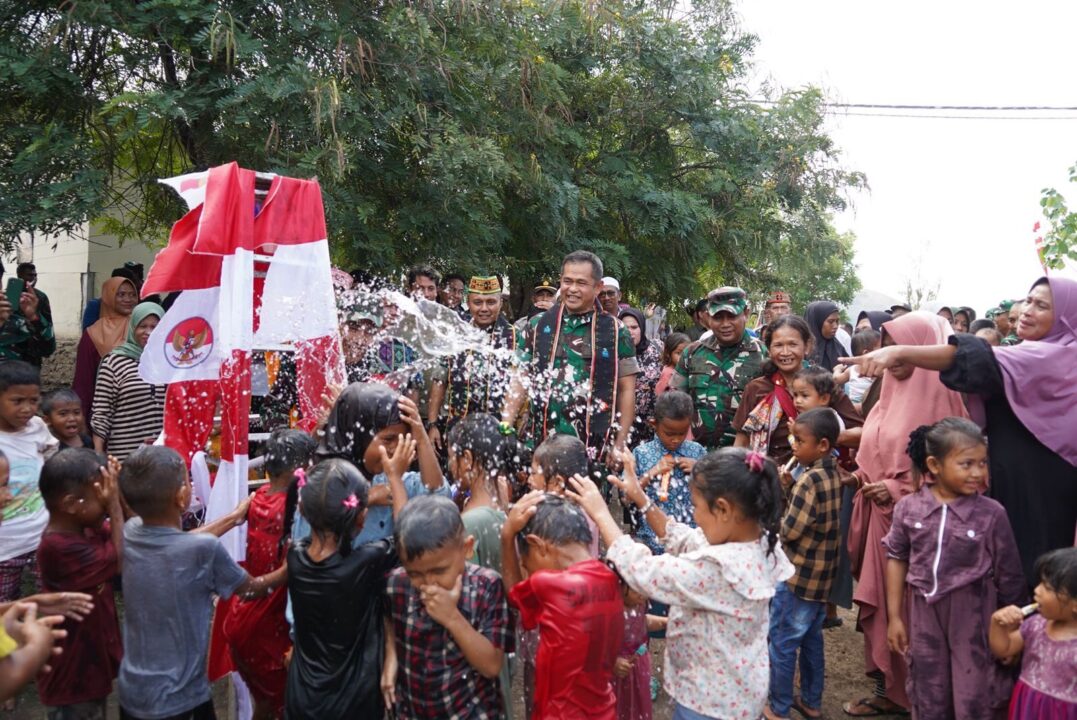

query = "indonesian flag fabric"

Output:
[[143, 162, 345, 560]]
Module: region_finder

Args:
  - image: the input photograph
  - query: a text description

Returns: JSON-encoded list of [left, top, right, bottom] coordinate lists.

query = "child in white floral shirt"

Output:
[[569, 447, 794, 720]]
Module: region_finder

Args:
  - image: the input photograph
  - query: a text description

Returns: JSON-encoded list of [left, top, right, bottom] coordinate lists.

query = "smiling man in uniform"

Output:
[[671, 286, 766, 449]]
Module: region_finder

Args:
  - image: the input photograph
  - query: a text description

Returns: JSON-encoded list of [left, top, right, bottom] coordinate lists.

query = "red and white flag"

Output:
[[144, 162, 344, 560]]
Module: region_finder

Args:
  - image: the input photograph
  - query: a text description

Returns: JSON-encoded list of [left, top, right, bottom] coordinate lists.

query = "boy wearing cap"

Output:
[[670, 287, 766, 450]]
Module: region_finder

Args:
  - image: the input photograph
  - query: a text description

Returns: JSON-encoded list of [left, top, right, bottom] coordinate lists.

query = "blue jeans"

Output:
[[769, 582, 826, 716], [672, 703, 719, 720]]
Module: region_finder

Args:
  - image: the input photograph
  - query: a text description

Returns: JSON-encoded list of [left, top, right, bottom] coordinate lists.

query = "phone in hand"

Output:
[[4, 278, 25, 310]]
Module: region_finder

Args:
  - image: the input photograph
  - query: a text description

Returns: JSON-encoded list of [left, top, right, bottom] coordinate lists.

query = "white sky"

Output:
[[735, 0, 1077, 312]]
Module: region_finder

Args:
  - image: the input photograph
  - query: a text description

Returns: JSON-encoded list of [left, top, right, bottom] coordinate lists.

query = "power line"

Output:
[[837, 111, 1077, 121], [752, 100, 1077, 111]]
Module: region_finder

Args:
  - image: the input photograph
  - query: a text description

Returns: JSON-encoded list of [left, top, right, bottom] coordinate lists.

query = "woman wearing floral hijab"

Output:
[[847, 276, 1077, 587]]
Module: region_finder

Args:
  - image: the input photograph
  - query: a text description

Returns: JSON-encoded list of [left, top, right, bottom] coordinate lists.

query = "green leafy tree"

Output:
[[1037, 162, 1077, 271], [1, 0, 863, 308]]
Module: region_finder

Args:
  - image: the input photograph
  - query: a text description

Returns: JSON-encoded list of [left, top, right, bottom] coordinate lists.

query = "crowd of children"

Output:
[[0, 271, 1075, 720]]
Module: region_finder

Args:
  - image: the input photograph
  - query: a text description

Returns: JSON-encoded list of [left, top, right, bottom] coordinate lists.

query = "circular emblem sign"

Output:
[[165, 317, 215, 369]]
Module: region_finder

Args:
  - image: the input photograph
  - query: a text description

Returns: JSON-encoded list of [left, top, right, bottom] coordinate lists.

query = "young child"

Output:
[[519, 432, 601, 716], [116, 446, 284, 720], [632, 391, 706, 554], [528, 433, 588, 493], [286, 455, 409, 719], [790, 367, 840, 426], [767, 408, 843, 720], [41, 388, 93, 450], [612, 581, 664, 720], [501, 493, 624, 720], [790, 366, 861, 463], [976, 327, 1003, 346], [383, 495, 514, 719], [0, 361, 58, 604], [883, 418, 1027, 720], [36, 449, 124, 718], [990, 547, 1077, 717], [654, 332, 691, 398], [790, 368, 861, 631], [221, 429, 316, 720], [844, 329, 880, 405], [448, 413, 510, 570], [297, 382, 449, 548], [567, 447, 794, 720]]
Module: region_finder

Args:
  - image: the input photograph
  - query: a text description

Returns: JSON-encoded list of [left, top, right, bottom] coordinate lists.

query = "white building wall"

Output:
[[4, 224, 160, 339]]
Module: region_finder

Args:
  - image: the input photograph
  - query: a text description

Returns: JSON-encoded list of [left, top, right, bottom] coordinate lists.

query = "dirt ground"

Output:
[[7, 603, 889, 720]]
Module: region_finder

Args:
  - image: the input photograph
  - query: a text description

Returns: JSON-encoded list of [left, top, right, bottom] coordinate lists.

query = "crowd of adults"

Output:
[[2, 247, 1075, 717]]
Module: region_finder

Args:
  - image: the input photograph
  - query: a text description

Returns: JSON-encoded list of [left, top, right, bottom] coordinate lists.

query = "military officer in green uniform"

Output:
[[671, 286, 766, 449], [502, 251, 639, 466]]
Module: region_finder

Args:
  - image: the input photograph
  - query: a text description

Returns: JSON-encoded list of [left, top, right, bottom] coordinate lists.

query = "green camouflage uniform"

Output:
[[0, 313, 55, 364], [670, 331, 767, 449], [519, 310, 639, 445]]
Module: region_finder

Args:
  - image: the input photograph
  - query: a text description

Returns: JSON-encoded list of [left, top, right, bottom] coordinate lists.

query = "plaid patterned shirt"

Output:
[[781, 456, 842, 601], [387, 563, 515, 719]]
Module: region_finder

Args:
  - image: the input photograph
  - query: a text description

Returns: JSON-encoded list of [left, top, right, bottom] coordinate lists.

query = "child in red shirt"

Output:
[[221, 428, 316, 719], [35, 448, 123, 719], [501, 492, 624, 720]]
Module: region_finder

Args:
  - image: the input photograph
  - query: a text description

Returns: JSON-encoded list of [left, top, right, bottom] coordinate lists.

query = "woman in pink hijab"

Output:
[[840, 312, 969, 717], [847, 276, 1077, 587]]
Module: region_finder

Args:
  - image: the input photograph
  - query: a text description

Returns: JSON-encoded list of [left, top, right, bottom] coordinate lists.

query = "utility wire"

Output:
[[836, 111, 1077, 121], [751, 100, 1077, 111]]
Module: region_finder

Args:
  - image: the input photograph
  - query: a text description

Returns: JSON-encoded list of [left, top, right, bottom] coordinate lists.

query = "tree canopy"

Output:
[[1, 0, 864, 308]]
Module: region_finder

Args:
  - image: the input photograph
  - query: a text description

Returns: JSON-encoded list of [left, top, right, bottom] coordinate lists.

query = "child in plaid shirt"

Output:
[[383, 495, 513, 719], [767, 408, 843, 720]]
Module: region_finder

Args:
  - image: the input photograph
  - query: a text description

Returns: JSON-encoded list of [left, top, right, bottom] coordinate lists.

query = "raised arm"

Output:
[[94, 456, 125, 573], [397, 397, 443, 493], [989, 606, 1025, 662], [379, 433, 418, 519], [500, 371, 529, 432], [570, 449, 672, 542], [498, 492, 543, 590], [840, 344, 957, 378]]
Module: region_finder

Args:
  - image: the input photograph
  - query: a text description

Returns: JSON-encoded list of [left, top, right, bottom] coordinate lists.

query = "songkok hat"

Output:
[[468, 276, 502, 295]]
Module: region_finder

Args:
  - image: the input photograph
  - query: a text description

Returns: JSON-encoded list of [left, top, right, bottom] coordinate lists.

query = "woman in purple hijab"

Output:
[[845, 276, 1077, 586]]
